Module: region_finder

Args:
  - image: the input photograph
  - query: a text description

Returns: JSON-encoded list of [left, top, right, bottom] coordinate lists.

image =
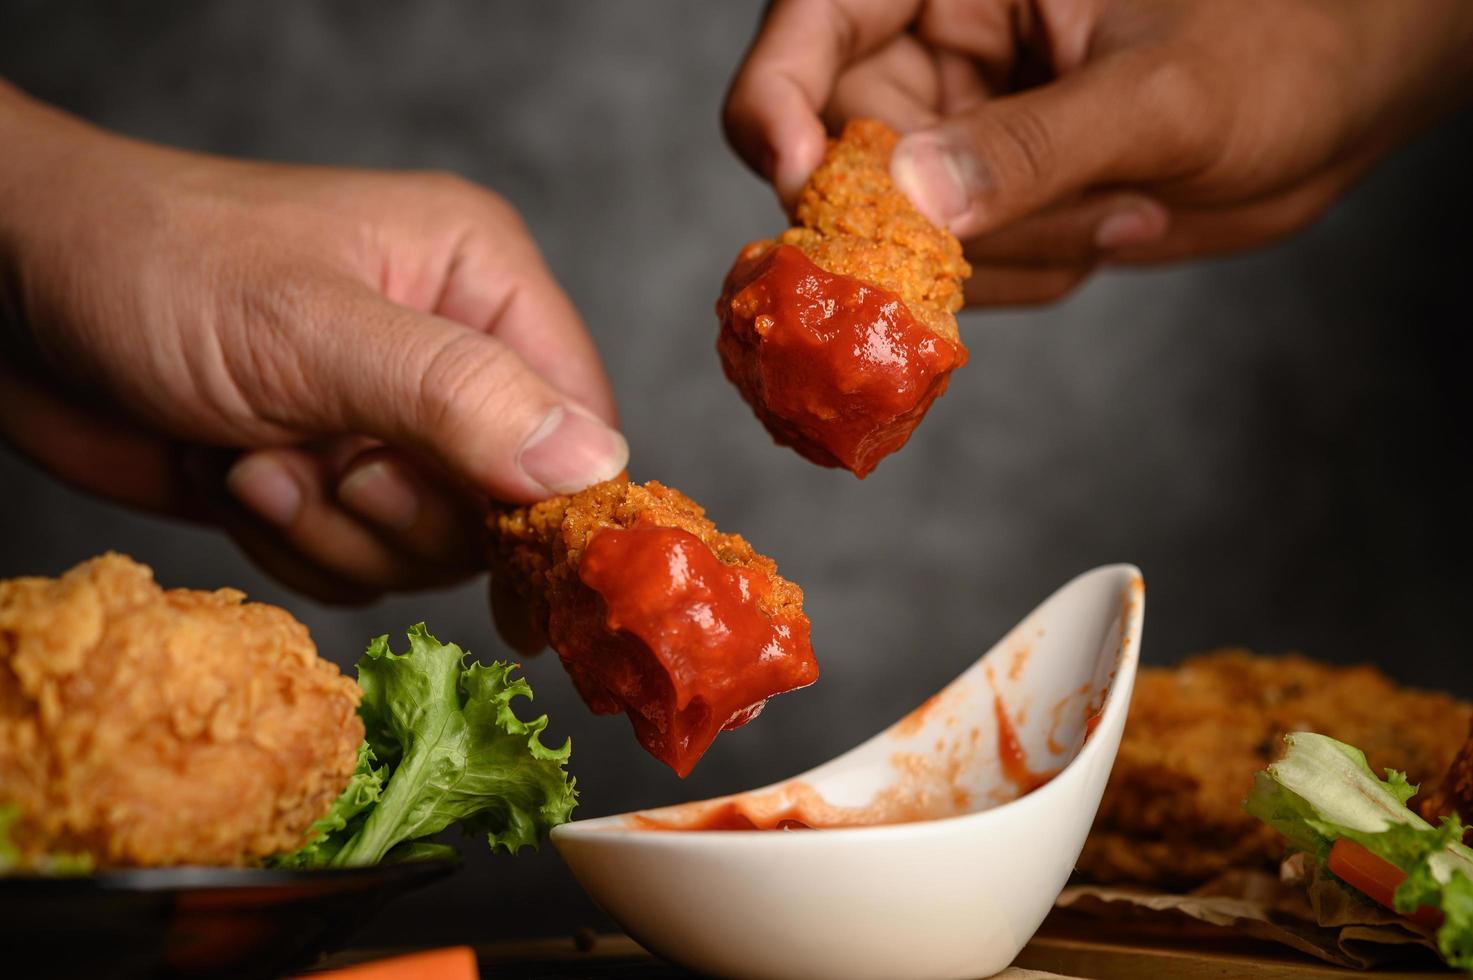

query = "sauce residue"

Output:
[[1007, 645, 1030, 681], [717, 242, 967, 477], [630, 744, 978, 833], [1076, 577, 1139, 742], [576, 524, 818, 778], [1046, 682, 1092, 755], [632, 803, 815, 832], [637, 676, 1082, 833], [993, 694, 1058, 795]]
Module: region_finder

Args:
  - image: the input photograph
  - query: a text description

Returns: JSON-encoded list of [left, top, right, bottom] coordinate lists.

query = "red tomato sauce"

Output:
[[575, 524, 818, 778], [717, 242, 966, 478], [993, 695, 1057, 795], [632, 804, 816, 832]]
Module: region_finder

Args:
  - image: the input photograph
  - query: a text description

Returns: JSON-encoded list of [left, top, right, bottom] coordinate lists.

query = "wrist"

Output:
[[0, 82, 92, 302], [0, 81, 82, 241], [0, 81, 158, 363], [1348, 0, 1473, 138], [0, 80, 54, 353]]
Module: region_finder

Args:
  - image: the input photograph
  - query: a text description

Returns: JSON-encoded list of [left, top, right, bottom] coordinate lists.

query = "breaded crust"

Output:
[[716, 120, 973, 477], [780, 119, 971, 342], [0, 553, 363, 868], [489, 478, 814, 774], [491, 478, 804, 637], [1079, 650, 1471, 886]]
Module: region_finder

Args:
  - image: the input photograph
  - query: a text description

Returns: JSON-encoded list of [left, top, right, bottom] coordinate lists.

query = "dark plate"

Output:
[[0, 859, 457, 980]]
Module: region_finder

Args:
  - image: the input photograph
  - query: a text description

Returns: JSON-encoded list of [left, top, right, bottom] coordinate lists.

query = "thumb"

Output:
[[272, 285, 628, 504], [890, 57, 1209, 239]]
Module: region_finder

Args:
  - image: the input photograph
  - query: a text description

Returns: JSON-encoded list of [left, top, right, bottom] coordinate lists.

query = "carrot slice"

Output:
[[294, 946, 478, 980], [1327, 838, 1443, 930]]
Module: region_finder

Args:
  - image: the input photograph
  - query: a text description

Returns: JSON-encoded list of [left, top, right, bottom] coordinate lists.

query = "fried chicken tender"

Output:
[[1079, 650, 1471, 887], [489, 479, 817, 776], [0, 554, 363, 868], [781, 118, 970, 342], [1421, 718, 1473, 829], [717, 119, 972, 477]]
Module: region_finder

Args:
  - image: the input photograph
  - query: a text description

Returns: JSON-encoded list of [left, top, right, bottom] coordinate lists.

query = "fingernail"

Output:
[[339, 460, 420, 531], [517, 404, 629, 495], [1095, 201, 1169, 249], [225, 455, 301, 527], [892, 132, 987, 228]]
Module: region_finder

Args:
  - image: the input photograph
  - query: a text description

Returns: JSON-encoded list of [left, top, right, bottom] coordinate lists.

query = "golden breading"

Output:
[[0, 553, 363, 868], [716, 120, 973, 478], [489, 479, 816, 776], [780, 119, 971, 342], [491, 479, 804, 634], [1080, 650, 1471, 887]]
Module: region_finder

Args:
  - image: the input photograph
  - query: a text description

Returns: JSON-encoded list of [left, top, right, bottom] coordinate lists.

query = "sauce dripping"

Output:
[[717, 242, 966, 477], [575, 524, 818, 777]]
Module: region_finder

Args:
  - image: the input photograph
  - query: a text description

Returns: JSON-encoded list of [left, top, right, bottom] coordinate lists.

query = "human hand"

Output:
[[0, 82, 626, 602], [725, 0, 1473, 305]]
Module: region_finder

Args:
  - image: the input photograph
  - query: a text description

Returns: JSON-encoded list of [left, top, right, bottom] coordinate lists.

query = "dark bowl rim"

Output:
[[0, 857, 459, 893]]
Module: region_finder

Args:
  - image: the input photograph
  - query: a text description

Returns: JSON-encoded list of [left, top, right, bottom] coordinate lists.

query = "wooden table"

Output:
[[317, 913, 1455, 978]]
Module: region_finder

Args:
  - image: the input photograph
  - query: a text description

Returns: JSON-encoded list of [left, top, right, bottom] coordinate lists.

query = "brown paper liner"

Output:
[[1056, 859, 1445, 970]]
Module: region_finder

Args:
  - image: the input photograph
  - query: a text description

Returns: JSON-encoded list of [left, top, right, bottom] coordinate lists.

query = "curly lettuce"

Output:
[[274, 624, 576, 869]]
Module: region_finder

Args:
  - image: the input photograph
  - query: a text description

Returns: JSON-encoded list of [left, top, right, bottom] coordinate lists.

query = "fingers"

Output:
[[249, 282, 628, 504], [891, 51, 1222, 239], [1106, 172, 1353, 264], [724, 0, 920, 203], [963, 192, 1170, 266], [0, 358, 202, 518], [223, 520, 382, 607], [958, 168, 1351, 304], [335, 445, 485, 569], [824, 35, 944, 135], [223, 446, 478, 593], [963, 264, 1095, 307]]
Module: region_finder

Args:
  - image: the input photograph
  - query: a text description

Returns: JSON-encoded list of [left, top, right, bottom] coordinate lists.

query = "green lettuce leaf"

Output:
[[276, 624, 576, 869], [1245, 732, 1424, 860], [1247, 732, 1473, 972], [270, 744, 385, 870]]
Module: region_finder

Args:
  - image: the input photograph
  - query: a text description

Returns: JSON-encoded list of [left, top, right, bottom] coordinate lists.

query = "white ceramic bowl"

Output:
[[553, 564, 1144, 980]]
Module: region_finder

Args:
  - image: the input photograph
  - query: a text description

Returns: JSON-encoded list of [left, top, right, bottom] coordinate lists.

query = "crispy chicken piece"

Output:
[[1079, 650, 1471, 887], [0, 554, 362, 868], [781, 119, 970, 340], [1421, 718, 1473, 829], [717, 119, 972, 477], [489, 479, 817, 777]]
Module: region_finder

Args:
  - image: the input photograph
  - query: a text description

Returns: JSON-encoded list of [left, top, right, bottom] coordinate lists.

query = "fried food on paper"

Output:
[[0, 553, 363, 868], [489, 479, 817, 776], [1079, 650, 1471, 886], [717, 119, 971, 477]]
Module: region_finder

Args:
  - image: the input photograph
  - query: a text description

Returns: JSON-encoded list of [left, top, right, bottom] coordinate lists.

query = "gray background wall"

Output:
[[2, 0, 1471, 946]]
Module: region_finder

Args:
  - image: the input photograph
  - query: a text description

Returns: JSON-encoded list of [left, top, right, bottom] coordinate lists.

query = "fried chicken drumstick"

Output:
[[489, 479, 817, 776], [717, 119, 972, 477], [0, 554, 362, 868]]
